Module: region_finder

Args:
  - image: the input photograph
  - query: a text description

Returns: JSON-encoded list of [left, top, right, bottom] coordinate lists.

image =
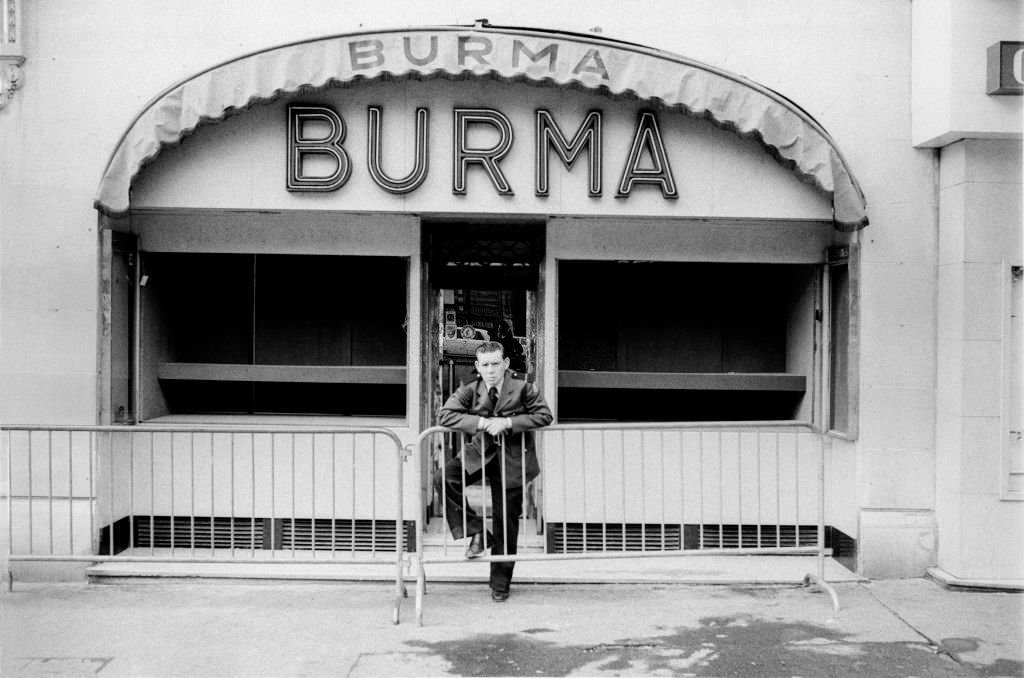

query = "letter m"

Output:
[[535, 110, 602, 197]]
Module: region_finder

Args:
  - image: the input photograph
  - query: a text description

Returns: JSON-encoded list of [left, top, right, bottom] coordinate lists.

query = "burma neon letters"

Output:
[[286, 104, 679, 199]]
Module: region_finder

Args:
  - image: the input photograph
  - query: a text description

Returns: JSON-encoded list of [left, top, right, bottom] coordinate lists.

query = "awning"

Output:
[[94, 25, 868, 231]]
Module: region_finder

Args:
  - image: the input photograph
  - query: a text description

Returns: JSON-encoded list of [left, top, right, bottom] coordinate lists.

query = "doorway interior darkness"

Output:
[[426, 221, 544, 402]]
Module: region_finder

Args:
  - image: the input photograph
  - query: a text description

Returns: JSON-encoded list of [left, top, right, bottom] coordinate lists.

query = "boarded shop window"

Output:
[[140, 253, 407, 417], [557, 261, 816, 422]]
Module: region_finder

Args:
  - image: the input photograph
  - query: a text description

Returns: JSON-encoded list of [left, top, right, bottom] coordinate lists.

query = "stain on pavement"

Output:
[[406, 615, 1018, 677]]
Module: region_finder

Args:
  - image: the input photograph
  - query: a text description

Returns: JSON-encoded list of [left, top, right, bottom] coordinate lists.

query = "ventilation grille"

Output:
[[546, 523, 821, 553], [696, 524, 818, 549], [547, 523, 682, 553], [135, 517, 265, 549], [129, 516, 414, 552], [279, 518, 412, 552]]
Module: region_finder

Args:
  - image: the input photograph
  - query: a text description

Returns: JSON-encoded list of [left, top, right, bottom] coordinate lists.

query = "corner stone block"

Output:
[[858, 509, 936, 578]]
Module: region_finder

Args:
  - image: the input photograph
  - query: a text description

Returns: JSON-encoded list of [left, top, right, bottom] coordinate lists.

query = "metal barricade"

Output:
[[409, 422, 838, 626], [2, 425, 408, 623]]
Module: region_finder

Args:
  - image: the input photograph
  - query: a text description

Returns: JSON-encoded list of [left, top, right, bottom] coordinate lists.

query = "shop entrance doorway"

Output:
[[422, 221, 545, 544]]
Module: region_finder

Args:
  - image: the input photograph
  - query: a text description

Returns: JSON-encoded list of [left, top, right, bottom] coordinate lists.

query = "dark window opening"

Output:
[[558, 261, 815, 422], [141, 253, 407, 417]]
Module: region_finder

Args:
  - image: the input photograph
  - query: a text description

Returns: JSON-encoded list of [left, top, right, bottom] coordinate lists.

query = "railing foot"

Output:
[[415, 561, 426, 627], [803, 573, 840, 620]]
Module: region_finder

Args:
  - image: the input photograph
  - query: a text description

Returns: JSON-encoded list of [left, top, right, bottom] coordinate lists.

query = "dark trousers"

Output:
[[444, 455, 523, 593]]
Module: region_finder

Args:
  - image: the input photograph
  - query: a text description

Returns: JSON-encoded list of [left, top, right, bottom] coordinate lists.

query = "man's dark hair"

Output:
[[475, 341, 505, 357]]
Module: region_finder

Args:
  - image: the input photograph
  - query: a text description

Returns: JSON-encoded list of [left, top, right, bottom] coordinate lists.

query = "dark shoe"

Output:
[[491, 588, 509, 602], [465, 533, 485, 559]]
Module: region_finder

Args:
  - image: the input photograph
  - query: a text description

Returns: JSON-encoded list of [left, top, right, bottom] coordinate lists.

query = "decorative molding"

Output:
[[0, 55, 24, 109], [0, 0, 24, 109]]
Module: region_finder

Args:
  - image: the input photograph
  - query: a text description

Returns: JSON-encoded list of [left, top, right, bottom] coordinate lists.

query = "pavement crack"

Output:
[[857, 582, 966, 668]]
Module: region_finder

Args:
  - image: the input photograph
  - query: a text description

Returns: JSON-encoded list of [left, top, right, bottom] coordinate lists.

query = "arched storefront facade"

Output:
[[2, 3, 1021, 584]]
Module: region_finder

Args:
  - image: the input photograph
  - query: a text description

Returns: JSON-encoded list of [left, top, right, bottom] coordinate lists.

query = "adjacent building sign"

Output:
[[987, 41, 1024, 95]]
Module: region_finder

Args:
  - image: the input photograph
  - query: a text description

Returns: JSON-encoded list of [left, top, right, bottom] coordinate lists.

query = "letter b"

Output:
[[287, 105, 351, 192]]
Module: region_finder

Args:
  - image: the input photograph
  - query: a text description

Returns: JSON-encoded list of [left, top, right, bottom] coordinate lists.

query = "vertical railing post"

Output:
[[393, 434, 406, 625], [818, 435, 829, 582], [3, 429, 12, 592]]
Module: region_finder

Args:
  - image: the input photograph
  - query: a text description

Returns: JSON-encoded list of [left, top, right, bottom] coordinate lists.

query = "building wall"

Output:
[[936, 140, 1023, 580], [4, 1, 1012, 578]]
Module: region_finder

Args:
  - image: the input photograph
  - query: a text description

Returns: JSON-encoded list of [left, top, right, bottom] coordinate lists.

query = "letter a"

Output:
[[616, 111, 678, 199]]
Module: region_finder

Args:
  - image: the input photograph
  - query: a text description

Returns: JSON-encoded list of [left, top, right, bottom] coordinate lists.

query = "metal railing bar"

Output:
[[775, 432, 781, 548], [370, 433, 377, 557], [600, 429, 607, 552], [755, 432, 762, 548], [698, 431, 704, 550], [1, 425, 414, 436], [794, 433, 800, 548], [581, 430, 588, 553], [7, 495, 93, 502], [618, 430, 625, 553], [818, 436, 827, 581], [678, 430, 685, 551], [737, 432, 743, 549], [717, 431, 723, 550], [418, 545, 828, 566], [251, 432, 256, 556], [393, 430, 406, 625], [8, 553, 424, 564], [209, 432, 215, 558], [150, 433, 155, 557], [68, 431, 74, 555], [500, 435, 509, 564], [480, 435, 489, 554], [639, 431, 646, 554], [7, 431, 14, 558], [350, 434, 357, 556], [170, 433, 176, 558], [270, 434, 276, 558], [331, 434, 337, 556], [48, 432, 54, 555], [229, 433, 235, 553], [88, 431, 96, 555], [107, 433, 114, 557], [561, 429, 567, 554], [190, 433, 196, 558], [660, 430, 666, 551], [290, 432, 296, 559], [310, 433, 316, 555], [129, 432, 135, 554]]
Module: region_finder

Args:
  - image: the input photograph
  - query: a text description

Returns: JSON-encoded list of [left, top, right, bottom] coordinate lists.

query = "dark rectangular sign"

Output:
[[987, 41, 1024, 95]]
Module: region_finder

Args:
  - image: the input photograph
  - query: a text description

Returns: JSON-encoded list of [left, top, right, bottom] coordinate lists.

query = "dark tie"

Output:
[[488, 387, 498, 415]]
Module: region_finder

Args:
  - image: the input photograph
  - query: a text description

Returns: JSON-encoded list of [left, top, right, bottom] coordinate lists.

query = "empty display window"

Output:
[[139, 253, 407, 417], [557, 261, 817, 422]]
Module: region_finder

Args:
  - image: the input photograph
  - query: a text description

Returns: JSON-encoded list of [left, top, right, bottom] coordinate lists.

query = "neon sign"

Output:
[[286, 104, 678, 199]]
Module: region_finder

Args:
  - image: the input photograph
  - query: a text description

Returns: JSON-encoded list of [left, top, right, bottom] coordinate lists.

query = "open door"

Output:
[[422, 221, 544, 537]]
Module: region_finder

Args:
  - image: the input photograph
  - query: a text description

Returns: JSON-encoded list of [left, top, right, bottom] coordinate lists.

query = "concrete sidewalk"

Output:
[[2, 578, 1021, 677]]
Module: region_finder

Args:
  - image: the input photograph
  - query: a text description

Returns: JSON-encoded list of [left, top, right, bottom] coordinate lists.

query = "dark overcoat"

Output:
[[438, 370, 553, 488]]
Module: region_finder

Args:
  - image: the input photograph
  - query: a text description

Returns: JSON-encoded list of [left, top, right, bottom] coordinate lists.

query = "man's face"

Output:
[[475, 350, 509, 388]]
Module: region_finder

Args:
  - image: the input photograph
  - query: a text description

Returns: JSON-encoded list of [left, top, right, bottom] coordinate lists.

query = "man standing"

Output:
[[438, 341, 552, 602]]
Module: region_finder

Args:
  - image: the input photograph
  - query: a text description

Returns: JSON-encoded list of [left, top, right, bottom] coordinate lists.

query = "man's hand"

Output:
[[482, 417, 512, 437]]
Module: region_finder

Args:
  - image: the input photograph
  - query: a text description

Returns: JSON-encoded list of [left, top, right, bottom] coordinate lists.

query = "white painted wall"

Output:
[[935, 139, 1023, 580], [912, 0, 1024, 147], [0, 0, 981, 577]]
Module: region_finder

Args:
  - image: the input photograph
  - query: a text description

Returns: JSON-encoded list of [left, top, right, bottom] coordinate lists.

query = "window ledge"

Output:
[[139, 414, 409, 429], [558, 370, 806, 391], [157, 362, 406, 384]]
